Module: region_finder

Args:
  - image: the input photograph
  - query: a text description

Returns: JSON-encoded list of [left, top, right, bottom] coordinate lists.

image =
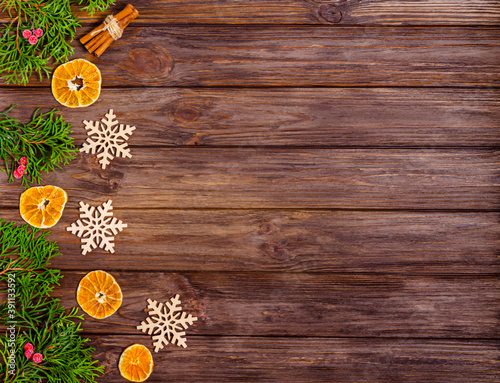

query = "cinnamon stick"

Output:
[[85, 32, 108, 53], [80, 5, 139, 57], [80, 4, 134, 45], [93, 8, 139, 57]]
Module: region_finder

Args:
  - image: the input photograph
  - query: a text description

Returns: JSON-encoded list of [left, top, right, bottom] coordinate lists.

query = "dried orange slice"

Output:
[[77, 270, 122, 319], [119, 344, 154, 382], [52, 59, 101, 108], [20, 185, 68, 229]]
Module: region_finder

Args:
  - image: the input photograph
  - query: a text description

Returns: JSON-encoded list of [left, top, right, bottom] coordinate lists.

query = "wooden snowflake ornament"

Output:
[[137, 294, 198, 352], [67, 199, 127, 255], [80, 109, 135, 169]]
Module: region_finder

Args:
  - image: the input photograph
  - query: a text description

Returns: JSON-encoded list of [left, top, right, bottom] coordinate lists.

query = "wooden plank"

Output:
[[3, 88, 500, 147], [51, 271, 500, 338], [1, 27, 499, 87], [90, 335, 500, 382], [2, 1, 500, 26], [1, 149, 499, 210], [1, 209, 499, 274]]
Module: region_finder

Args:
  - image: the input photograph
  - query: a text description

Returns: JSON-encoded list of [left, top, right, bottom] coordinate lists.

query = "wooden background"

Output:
[[2, 0, 500, 381]]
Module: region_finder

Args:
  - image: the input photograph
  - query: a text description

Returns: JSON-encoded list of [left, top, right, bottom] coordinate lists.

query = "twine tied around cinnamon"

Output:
[[91, 14, 123, 41], [80, 4, 139, 57]]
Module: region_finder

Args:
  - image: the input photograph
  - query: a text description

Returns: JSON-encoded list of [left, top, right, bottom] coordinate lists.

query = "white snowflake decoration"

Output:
[[67, 200, 127, 255], [81, 109, 135, 169], [137, 294, 198, 352]]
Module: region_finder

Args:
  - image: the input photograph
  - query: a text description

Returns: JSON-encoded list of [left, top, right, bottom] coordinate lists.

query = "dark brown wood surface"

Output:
[[3, 1, 500, 25], [88, 336, 500, 382], [2, 27, 499, 87], [2, 209, 499, 274], [1, 1, 500, 382], [2, 149, 500, 209], [51, 271, 500, 338], [2, 88, 500, 147]]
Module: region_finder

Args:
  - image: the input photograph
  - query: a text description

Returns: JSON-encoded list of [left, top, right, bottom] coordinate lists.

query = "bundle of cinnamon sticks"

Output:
[[80, 4, 139, 58]]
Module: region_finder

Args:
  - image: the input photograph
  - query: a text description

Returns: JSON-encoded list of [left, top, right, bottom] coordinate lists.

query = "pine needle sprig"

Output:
[[0, 219, 104, 382], [0, 0, 79, 85], [0, 24, 50, 85], [8, 311, 103, 383], [0, 220, 62, 329], [0, 0, 115, 85], [0, 104, 78, 188], [76, 0, 116, 16]]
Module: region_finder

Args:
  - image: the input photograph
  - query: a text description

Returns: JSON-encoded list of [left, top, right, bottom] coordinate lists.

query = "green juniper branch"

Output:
[[0, 1, 78, 85], [0, 0, 115, 85], [0, 219, 104, 383], [76, 0, 116, 16], [0, 104, 78, 188]]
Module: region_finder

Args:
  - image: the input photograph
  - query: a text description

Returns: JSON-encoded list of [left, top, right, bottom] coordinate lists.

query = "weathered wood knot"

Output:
[[177, 106, 200, 123], [187, 133, 207, 146], [125, 44, 174, 79], [170, 102, 200, 124], [262, 309, 283, 323], [101, 169, 125, 193], [76, 153, 125, 193], [168, 98, 215, 127], [108, 174, 123, 191], [263, 242, 294, 260], [318, 4, 342, 23], [259, 222, 279, 235]]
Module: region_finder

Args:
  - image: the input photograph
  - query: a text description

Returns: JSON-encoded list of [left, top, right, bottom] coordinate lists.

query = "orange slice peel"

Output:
[[77, 270, 122, 319], [19, 185, 68, 229], [119, 344, 154, 382], [52, 59, 101, 108]]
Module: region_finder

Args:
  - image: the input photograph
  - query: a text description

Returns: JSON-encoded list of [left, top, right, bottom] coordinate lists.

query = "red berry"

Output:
[[24, 342, 34, 351], [32, 353, 43, 363], [25, 349, 34, 359], [28, 35, 38, 45], [22, 30, 31, 39], [34, 28, 43, 37], [13, 170, 22, 179], [17, 165, 26, 174], [19, 157, 28, 166]]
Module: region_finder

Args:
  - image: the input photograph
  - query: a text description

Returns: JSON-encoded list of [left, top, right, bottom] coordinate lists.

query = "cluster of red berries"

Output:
[[13, 157, 28, 179], [22, 28, 43, 45], [24, 343, 43, 363]]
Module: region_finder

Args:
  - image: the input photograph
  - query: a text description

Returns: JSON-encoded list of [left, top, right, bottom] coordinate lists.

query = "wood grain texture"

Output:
[[50, 271, 500, 338], [0, 1, 498, 380], [89, 336, 500, 382], [2, 209, 499, 274], [2, 0, 500, 26], [2, 87, 500, 147], [1, 149, 499, 210], [1, 27, 499, 87]]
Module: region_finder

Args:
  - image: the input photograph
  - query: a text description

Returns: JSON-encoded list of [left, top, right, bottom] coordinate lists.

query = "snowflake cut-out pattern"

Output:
[[137, 294, 198, 352], [80, 109, 136, 169], [67, 199, 127, 255]]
